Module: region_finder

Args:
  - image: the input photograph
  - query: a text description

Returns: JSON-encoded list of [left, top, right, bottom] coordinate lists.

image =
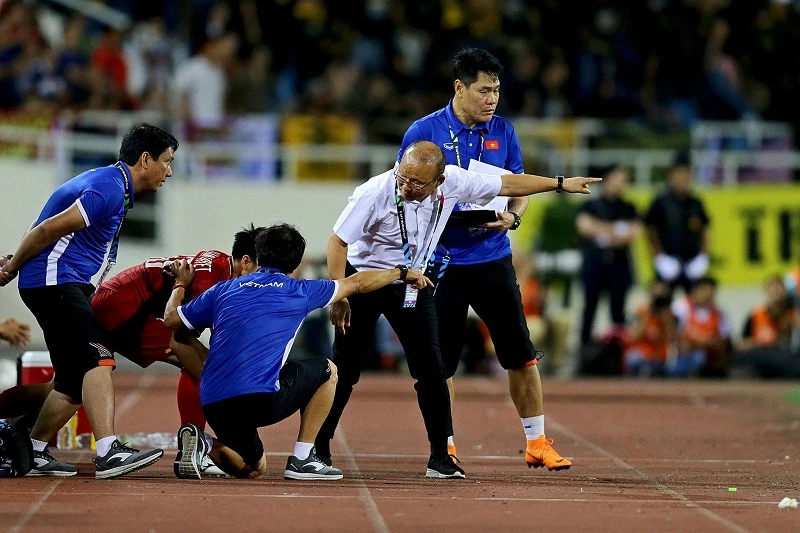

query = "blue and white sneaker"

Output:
[[284, 446, 343, 480]]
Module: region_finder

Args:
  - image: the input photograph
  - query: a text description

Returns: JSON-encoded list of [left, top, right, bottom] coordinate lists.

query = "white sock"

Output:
[[447, 436, 455, 447], [293, 441, 314, 460], [522, 415, 545, 441], [96, 435, 118, 457], [30, 438, 47, 452], [204, 432, 214, 450]]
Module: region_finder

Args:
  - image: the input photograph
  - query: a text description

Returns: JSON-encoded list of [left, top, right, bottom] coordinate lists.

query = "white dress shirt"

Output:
[[333, 165, 503, 272]]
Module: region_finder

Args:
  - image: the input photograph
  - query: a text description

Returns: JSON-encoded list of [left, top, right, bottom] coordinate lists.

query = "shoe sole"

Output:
[[526, 461, 571, 471], [95, 450, 163, 480], [27, 469, 78, 477], [425, 468, 466, 479], [283, 470, 344, 481], [175, 425, 205, 479]]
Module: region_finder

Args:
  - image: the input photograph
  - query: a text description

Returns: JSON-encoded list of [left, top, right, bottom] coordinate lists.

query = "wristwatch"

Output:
[[508, 211, 522, 230], [395, 264, 409, 282], [556, 175, 564, 193]]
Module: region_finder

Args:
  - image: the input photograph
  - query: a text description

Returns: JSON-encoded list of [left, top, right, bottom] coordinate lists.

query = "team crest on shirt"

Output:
[[485, 140, 500, 150]]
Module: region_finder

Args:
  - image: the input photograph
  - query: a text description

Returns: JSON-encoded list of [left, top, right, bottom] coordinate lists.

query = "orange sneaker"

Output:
[[525, 435, 571, 471], [447, 444, 460, 463]]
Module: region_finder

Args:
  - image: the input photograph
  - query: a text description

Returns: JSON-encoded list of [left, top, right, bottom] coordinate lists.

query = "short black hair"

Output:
[[452, 47, 503, 86], [118, 123, 179, 166], [668, 151, 690, 172], [231, 223, 265, 261], [691, 276, 717, 291], [255, 223, 306, 274]]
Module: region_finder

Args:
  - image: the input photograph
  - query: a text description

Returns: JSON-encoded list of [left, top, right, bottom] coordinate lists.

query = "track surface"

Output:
[[3, 374, 800, 532]]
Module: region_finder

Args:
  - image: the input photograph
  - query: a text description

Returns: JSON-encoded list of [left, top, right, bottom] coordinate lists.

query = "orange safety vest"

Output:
[[521, 278, 544, 318], [749, 306, 780, 346], [682, 298, 722, 344], [629, 304, 670, 362]]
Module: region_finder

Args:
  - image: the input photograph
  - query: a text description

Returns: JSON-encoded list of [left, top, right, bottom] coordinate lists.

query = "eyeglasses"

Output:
[[394, 169, 439, 193]]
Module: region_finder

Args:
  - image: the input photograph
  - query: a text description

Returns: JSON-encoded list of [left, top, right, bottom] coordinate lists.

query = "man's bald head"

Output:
[[395, 141, 447, 201], [401, 141, 446, 177]]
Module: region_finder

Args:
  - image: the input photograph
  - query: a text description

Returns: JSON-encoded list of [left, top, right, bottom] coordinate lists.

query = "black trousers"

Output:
[[432, 254, 537, 377], [580, 263, 631, 344], [315, 264, 452, 456]]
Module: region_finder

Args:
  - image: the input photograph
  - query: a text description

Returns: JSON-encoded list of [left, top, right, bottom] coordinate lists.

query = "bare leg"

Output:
[[208, 440, 266, 479], [508, 364, 544, 418], [80, 366, 115, 439], [297, 361, 338, 443], [29, 390, 80, 442], [0, 379, 54, 419], [445, 377, 455, 411]]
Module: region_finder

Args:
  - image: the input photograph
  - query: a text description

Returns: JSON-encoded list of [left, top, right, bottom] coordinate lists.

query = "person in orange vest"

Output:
[[670, 277, 732, 377], [740, 276, 795, 351], [624, 281, 675, 377], [732, 275, 799, 378]]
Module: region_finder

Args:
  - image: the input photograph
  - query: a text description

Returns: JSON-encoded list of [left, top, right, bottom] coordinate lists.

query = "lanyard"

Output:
[[395, 182, 445, 271], [447, 123, 484, 168], [96, 162, 131, 287]]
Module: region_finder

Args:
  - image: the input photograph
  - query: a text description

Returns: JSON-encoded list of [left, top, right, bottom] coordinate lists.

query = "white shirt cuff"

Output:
[[176, 306, 196, 330]]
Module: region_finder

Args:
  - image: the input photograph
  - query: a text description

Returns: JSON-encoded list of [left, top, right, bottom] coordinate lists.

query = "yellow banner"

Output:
[[512, 185, 800, 286]]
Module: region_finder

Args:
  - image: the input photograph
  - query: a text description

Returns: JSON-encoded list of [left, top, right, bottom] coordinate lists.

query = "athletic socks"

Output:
[[293, 442, 314, 460], [95, 435, 118, 456], [177, 369, 206, 429], [521, 415, 545, 441], [447, 436, 455, 447], [31, 438, 47, 452]]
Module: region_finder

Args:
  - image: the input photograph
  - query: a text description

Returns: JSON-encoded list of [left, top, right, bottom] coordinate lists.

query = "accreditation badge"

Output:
[[403, 286, 418, 308]]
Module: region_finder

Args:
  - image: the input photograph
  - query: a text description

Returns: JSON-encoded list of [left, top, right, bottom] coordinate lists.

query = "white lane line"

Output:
[[334, 427, 390, 533], [116, 374, 156, 419], [9, 479, 63, 533], [547, 419, 750, 533], [0, 490, 782, 506]]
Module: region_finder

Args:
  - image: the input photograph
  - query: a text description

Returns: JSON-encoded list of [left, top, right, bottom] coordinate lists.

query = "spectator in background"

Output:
[[172, 33, 238, 134], [786, 266, 800, 308], [0, 318, 31, 347], [624, 281, 675, 377], [645, 155, 710, 294], [732, 276, 799, 378], [576, 166, 642, 345], [671, 277, 732, 378], [91, 28, 128, 108], [513, 252, 570, 375]]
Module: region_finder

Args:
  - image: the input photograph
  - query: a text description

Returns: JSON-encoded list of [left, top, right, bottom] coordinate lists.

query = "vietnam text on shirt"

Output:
[[176, 270, 339, 405], [332, 165, 503, 272]]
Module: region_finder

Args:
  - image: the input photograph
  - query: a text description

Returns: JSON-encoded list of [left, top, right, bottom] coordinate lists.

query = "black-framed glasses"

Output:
[[394, 169, 439, 193]]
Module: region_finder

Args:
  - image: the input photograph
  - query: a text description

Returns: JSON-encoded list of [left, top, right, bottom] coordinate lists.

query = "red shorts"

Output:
[[92, 285, 173, 368]]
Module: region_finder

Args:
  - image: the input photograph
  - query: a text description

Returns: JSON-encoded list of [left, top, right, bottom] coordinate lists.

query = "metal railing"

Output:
[[0, 115, 796, 186]]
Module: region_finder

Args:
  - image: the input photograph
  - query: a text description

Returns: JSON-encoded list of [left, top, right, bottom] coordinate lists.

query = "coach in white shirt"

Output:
[[316, 141, 599, 479]]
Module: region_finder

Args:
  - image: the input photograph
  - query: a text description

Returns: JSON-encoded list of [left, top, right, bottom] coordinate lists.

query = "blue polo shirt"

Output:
[[398, 101, 524, 265], [177, 268, 338, 405], [18, 162, 133, 289]]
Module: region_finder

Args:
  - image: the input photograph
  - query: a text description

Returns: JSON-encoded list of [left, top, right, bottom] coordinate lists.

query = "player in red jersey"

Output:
[[0, 225, 262, 433]]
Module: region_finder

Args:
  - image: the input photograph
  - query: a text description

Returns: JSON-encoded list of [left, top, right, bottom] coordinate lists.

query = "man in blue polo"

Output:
[[0, 123, 178, 479], [398, 48, 570, 471], [164, 224, 433, 480]]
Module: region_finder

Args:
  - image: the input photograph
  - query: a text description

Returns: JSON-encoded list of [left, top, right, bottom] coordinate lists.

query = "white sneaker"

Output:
[[199, 455, 229, 478]]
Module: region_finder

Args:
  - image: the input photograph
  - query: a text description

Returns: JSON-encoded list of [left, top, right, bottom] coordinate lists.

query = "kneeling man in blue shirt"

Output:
[[163, 223, 432, 480]]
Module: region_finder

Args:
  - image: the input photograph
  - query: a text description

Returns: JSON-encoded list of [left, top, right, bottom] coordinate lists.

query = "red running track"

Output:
[[3, 373, 800, 532]]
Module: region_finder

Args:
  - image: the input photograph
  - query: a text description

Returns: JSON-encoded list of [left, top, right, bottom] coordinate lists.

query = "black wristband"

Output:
[[395, 264, 408, 281], [508, 211, 522, 230], [556, 175, 564, 193]]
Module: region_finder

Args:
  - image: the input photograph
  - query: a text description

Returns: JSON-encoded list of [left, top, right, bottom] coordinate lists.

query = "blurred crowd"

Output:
[[1, 0, 800, 141]]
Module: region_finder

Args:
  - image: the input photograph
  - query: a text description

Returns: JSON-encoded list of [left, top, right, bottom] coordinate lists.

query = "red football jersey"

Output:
[[93, 250, 232, 331]]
